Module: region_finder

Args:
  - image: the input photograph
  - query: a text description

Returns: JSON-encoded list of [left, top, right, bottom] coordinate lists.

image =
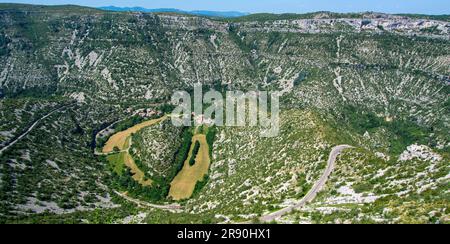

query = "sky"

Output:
[[1, 0, 449, 15]]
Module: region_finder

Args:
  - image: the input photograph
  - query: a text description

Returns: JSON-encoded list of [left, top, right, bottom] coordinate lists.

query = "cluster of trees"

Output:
[[228, 24, 255, 53], [114, 115, 144, 132], [188, 126, 219, 197], [340, 105, 431, 154], [69, 112, 84, 136], [95, 133, 108, 150], [188, 141, 201, 166], [96, 115, 147, 151], [267, 32, 281, 49], [205, 126, 217, 157], [293, 71, 308, 86], [103, 126, 196, 204], [192, 174, 209, 198], [10, 85, 58, 99], [157, 104, 175, 114], [111, 169, 168, 202], [295, 173, 311, 199], [388, 119, 430, 154], [0, 32, 11, 56], [104, 124, 219, 203], [167, 128, 193, 179]]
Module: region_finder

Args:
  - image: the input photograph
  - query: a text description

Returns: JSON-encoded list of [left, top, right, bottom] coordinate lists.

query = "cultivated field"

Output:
[[169, 134, 211, 200], [102, 116, 166, 153], [123, 149, 153, 186], [103, 117, 167, 186]]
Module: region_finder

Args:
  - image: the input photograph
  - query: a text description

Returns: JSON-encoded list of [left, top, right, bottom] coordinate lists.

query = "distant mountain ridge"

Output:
[[99, 6, 250, 18]]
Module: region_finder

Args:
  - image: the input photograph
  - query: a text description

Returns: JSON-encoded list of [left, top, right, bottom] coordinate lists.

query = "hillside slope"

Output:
[[0, 4, 448, 223]]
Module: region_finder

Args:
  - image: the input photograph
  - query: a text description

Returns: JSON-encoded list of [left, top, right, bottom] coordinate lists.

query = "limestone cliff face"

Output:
[[1, 7, 448, 129], [0, 5, 448, 222], [0, 5, 448, 130]]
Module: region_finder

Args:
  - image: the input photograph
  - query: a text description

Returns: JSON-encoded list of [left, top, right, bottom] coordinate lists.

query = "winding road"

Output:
[[113, 190, 182, 212], [0, 105, 352, 219], [0, 104, 73, 155], [259, 145, 353, 222]]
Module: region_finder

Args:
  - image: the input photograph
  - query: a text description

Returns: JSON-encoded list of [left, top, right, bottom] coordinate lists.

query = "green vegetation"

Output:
[[287, 147, 449, 224], [157, 104, 176, 114], [104, 126, 195, 203], [293, 72, 308, 86], [189, 141, 201, 166], [398, 13, 450, 22], [0, 3, 104, 13], [106, 153, 126, 174], [387, 120, 430, 154], [224, 12, 364, 22], [192, 174, 210, 197], [339, 105, 432, 154], [0, 32, 11, 56], [169, 132, 211, 200], [114, 116, 145, 132], [170, 128, 194, 178], [0, 3, 448, 224], [205, 126, 217, 157], [296, 173, 311, 199], [228, 25, 252, 53], [109, 168, 167, 202]]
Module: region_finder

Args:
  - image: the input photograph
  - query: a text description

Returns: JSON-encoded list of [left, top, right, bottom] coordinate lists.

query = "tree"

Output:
[[189, 141, 201, 166]]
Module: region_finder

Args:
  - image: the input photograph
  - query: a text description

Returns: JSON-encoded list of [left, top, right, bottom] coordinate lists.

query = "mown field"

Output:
[[103, 117, 168, 187], [169, 134, 210, 200]]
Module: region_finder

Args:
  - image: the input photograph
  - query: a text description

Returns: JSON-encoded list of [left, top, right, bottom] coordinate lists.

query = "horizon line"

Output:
[[0, 3, 449, 16]]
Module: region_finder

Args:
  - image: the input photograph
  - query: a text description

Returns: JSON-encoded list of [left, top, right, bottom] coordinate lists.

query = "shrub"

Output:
[[189, 141, 201, 166]]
